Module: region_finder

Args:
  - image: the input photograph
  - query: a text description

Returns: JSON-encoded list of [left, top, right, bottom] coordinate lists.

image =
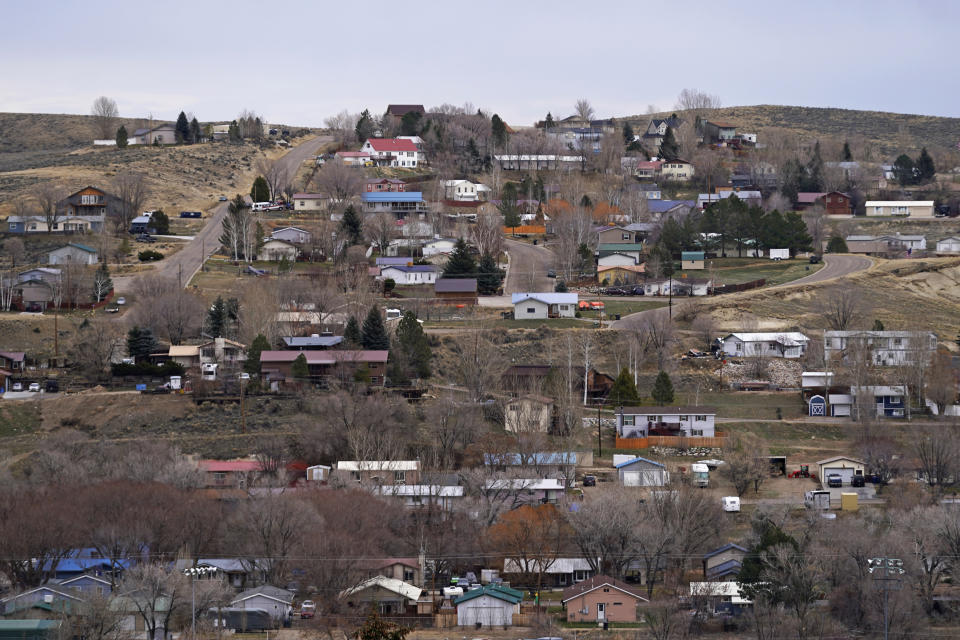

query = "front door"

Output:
[[597, 603, 606, 621]]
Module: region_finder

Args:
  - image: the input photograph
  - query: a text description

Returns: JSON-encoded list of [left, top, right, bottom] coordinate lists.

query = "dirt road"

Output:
[[504, 238, 555, 294], [113, 136, 330, 295]]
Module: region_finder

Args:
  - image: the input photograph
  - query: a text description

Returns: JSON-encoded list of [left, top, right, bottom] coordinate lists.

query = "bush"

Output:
[[111, 361, 185, 377], [826, 236, 848, 253], [138, 250, 163, 262]]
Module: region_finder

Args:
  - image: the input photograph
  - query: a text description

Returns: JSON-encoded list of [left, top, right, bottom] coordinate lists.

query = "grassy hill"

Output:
[[623, 104, 960, 154], [0, 112, 156, 154]]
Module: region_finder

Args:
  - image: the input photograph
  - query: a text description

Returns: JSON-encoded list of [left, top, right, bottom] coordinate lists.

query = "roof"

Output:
[[706, 121, 737, 128], [825, 330, 935, 339], [435, 278, 477, 293], [337, 460, 420, 472], [598, 243, 644, 252], [504, 557, 591, 574], [0, 621, 62, 632], [561, 575, 646, 603], [618, 406, 717, 415], [796, 192, 827, 204], [483, 452, 577, 466], [362, 191, 423, 203], [233, 585, 294, 605], [282, 335, 343, 348], [866, 201, 934, 207], [648, 200, 695, 213], [614, 456, 665, 470], [598, 264, 646, 273], [341, 576, 422, 602], [0, 351, 25, 362], [689, 582, 751, 604], [381, 264, 437, 273], [816, 455, 866, 466], [199, 460, 262, 472], [260, 350, 389, 364], [455, 584, 524, 606], [508, 394, 555, 406], [636, 160, 663, 170], [51, 243, 97, 254], [483, 478, 565, 492], [335, 151, 370, 157], [364, 138, 419, 153], [511, 292, 578, 306], [169, 345, 200, 357], [291, 193, 327, 199], [703, 543, 748, 560], [724, 332, 810, 344], [938, 236, 960, 243], [681, 251, 705, 260], [366, 178, 406, 185], [375, 485, 464, 497], [706, 559, 744, 579]]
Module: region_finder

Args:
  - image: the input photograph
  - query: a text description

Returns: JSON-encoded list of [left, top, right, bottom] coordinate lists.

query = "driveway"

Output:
[[503, 238, 555, 294], [113, 136, 330, 295]]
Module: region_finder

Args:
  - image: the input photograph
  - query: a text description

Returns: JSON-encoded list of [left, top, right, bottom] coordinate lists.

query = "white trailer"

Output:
[[769, 248, 790, 261], [691, 463, 709, 488]]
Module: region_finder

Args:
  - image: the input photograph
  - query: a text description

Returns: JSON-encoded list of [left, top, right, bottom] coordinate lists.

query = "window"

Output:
[[574, 570, 589, 582], [404, 568, 416, 582], [394, 470, 406, 484], [213, 472, 227, 484], [527, 307, 536, 314], [692, 429, 704, 436], [695, 415, 707, 421], [351, 471, 361, 482], [559, 305, 568, 311], [623, 415, 635, 426]]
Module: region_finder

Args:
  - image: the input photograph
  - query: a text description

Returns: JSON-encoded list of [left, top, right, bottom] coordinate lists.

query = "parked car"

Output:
[[218, 195, 228, 201], [11, 382, 23, 391], [546, 269, 557, 278], [299, 601, 316, 619], [602, 286, 630, 296], [116, 297, 126, 305], [826, 474, 843, 488], [582, 474, 596, 487], [809, 255, 822, 264], [28, 382, 41, 392], [852, 475, 865, 487], [106, 306, 120, 313], [631, 285, 645, 295], [44, 380, 59, 392], [136, 234, 156, 243]]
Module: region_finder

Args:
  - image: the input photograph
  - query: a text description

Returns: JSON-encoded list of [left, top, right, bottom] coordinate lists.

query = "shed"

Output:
[[681, 251, 705, 270], [435, 278, 478, 303], [808, 395, 826, 417], [48, 243, 98, 266], [817, 456, 865, 486], [454, 585, 523, 627], [615, 456, 669, 486]]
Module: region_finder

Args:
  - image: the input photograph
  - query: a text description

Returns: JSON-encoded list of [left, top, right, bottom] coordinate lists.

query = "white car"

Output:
[[11, 382, 23, 391], [442, 586, 463, 598], [28, 383, 41, 392], [116, 297, 127, 305]]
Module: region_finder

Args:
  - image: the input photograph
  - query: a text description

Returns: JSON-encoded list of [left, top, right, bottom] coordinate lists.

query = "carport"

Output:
[[817, 456, 865, 486]]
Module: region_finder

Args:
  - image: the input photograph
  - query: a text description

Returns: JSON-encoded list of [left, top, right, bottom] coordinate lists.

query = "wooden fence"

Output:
[[503, 225, 546, 235], [615, 434, 727, 449]]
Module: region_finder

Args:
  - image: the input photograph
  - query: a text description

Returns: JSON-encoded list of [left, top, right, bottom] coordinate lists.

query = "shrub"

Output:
[[138, 250, 163, 262]]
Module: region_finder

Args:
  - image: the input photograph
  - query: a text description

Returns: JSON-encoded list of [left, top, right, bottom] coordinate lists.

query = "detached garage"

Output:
[[817, 456, 865, 486], [616, 456, 669, 487], [455, 585, 523, 627]]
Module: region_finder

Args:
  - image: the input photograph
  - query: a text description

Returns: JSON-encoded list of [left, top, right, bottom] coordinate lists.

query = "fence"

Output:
[[503, 225, 546, 235], [712, 278, 766, 295], [615, 434, 727, 449]]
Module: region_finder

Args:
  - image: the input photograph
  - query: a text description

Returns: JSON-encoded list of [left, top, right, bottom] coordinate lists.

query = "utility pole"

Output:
[[596, 401, 602, 457], [868, 557, 904, 640]]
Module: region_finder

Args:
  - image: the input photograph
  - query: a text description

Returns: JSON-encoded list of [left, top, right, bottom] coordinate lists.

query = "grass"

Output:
[[674, 391, 807, 420], [577, 300, 668, 318], [0, 402, 42, 438], [681, 258, 823, 286]]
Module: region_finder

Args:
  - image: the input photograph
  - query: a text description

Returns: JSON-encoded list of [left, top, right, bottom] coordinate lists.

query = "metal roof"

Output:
[[282, 335, 343, 348], [614, 456, 665, 469], [618, 406, 717, 415], [455, 584, 523, 605], [362, 191, 423, 203], [341, 576, 422, 602], [435, 278, 477, 293], [511, 292, 578, 306], [336, 460, 420, 471]]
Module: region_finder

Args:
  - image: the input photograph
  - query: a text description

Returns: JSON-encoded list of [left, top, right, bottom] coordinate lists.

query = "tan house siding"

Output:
[[565, 588, 639, 623]]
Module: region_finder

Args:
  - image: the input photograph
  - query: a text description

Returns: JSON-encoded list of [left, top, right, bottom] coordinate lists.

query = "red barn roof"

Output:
[[365, 138, 418, 153]]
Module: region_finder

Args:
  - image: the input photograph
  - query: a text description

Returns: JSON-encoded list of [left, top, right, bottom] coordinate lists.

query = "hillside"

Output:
[[0, 112, 154, 154], [624, 104, 960, 155]]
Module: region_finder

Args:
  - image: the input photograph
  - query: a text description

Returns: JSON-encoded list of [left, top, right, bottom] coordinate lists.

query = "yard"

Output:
[[682, 257, 823, 286], [576, 299, 668, 319]]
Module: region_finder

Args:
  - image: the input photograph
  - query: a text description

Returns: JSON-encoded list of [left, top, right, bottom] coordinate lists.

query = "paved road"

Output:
[[503, 238, 555, 294], [113, 136, 330, 295], [771, 254, 872, 288]]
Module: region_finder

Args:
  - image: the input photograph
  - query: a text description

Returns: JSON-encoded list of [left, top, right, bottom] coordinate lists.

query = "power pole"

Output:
[[868, 557, 904, 640]]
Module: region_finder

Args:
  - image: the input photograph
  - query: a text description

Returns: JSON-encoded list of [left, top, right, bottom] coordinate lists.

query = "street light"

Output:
[[184, 565, 219, 640]]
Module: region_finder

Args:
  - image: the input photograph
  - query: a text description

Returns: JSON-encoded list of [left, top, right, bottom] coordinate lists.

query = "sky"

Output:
[[2, 0, 959, 127]]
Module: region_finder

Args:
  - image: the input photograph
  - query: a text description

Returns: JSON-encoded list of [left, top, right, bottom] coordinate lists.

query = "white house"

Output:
[[271, 226, 312, 244], [230, 586, 294, 622], [644, 279, 711, 296], [48, 243, 98, 265], [616, 406, 717, 438], [360, 138, 423, 168], [598, 252, 639, 267], [443, 180, 490, 201], [865, 201, 935, 218], [379, 265, 438, 285], [374, 485, 465, 510], [824, 330, 937, 366], [511, 293, 578, 319], [505, 395, 554, 433], [937, 237, 960, 254], [720, 332, 810, 359], [292, 193, 329, 212], [258, 238, 298, 261], [660, 159, 695, 181]]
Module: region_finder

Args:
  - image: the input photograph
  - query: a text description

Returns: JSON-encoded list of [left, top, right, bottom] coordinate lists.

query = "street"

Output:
[[503, 238, 555, 294]]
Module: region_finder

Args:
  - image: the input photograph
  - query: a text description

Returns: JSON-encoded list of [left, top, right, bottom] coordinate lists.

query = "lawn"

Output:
[[0, 402, 41, 438], [577, 299, 668, 319], [673, 391, 807, 420], [679, 258, 823, 286]]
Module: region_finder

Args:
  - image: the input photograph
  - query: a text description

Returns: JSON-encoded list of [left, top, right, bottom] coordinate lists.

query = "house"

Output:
[[271, 227, 311, 244], [597, 252, 639, 268], [795, 192, 827, 210], [0, 586, 84, 618], [335, 460, 420, 485], [597, 225, 644, 245], [46, 548, 132, 582], [374, 485, 464, 510], [597, 243, 643, 263], [615, 456, 669, 486], [823, 330, 937, 366], [502, 365, 614, 403], [511, 293, 578, 319], [6, 186, 114, 234], [360, 138, 423, 168], [635, 160, 663, 180], [936, 237, 960, 254], [230, 585, 294, 623], [846, 233, 927, 254], [292, 193, 329, 212], [129, 214, 153, 234], [434, 278, 478, 303], [681, 251, 705, 270], [443, 180, 490, 202], [365, 178, 407, 193], [816, 456, 866, 486], [561, 575, 647, 623], [455, 585, 523, 627], [334, 151, 371, 167], [258, 238, 298, 262], [865, 200, 935, 218], [341, 576, 422, 615], [361, 192, 427, 218], [483, 451, 583, 476], [648, 200, 695, 219], [48, 243, 98, 265], [597, 264, 645, 286], [853, 386, 907, 419], [702, 121, 737, 144], [642, 115, 682, 149], [173, 558, 261, 592], [503, 558, 594, 589], [688, 582, 752, 615], [379, 264, 438, 286], [423, 238, 457, 257], [363, 558, 422, 586], [660, 159, 694, 181], [702, 543, 748, 581], [505, 395, 554, 433], [822, 191, 852, 215], [801, 372, 835, 391], [130, 123, 176, 145], [259, 350, 388, 385], [0, 620, 63, 640], [281, 334, 343, 350], [720, 332, 810, 359], [385, 104, 425, 119], [616, 406, 717, 438], [376, 257, 416, 268], [198, 459, 262, 488], [698, 191, 762, 210], [643, 278, 711, 296]]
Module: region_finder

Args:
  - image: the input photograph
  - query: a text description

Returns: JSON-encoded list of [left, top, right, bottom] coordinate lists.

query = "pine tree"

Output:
[[544, 112, 555, 130], [476, 253, 502, 295], [916, 147, 936, 183], [805, 141, 825, 191], [659, 126, 680, 160], [228, 120, 241, 143], [175, 111, 191, 144], [872, 319, 885, 331], [826, 235, 848, 253], [291, 353, 310, 380], [150, 210, 170, 234], [554, 279, 568, 293], [207, 296, 226, 337], [126, 327, 158, 360], [491, 114, 507, 147], [395, 311, 431, 379], [622, 123, 635, 146], [842, 141, 852, 161], [893, 154, 916, 186], [400, 111, 422, 136], [344, 316, 362, 346], [355, 109, 375, 141], [361, 307, 390, 350], [651, 370, 674, 405], [116, 125, 128, 149], [190, 117, 201, 144], [251, 176, 270, 202], [339, 205, 363, 245], [442, 238, 477, 278], [244, 334, 270, 374], [608, 368, 641, 405]]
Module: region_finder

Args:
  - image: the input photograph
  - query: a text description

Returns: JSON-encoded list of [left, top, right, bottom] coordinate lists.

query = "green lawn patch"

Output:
[[578, 300, 667, 319], [0, 402, 42, 438]]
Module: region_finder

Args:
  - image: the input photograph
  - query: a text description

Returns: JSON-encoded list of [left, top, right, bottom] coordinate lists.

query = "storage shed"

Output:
[[817, 456, 865, 486], [615, 456, 669, 486], [454, 585, 523, 627]]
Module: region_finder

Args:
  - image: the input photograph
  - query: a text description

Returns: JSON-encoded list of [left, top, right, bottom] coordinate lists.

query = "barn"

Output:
[[454, 585, 523, 627]]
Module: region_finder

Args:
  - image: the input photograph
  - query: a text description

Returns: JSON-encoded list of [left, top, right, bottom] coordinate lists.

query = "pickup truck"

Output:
[[826, 474, 843, 488]]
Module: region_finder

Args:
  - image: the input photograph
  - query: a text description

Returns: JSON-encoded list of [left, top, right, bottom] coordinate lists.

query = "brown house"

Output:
[[561, 575, 648, 623], [822, 191, 852, 216], [259, 350, 388, 385], [501, 364, 614, 402], [435, 278, 478, 304], [364, 557, 422, 586]]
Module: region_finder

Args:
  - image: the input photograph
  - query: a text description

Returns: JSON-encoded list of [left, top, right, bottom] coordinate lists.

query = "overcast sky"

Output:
[[2, 0, 958, 127]]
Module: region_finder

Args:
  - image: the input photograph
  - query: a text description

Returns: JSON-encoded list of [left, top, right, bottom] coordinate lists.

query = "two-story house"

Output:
[[443, 180, 490, 202], [828, 386, 907, 419], [361, 191, 427, 219], [360, 138, 423, 168], [336, 460, 421, 485], [365, 178, 407, 193], [616, 406, 717, 438], [642, 116, 682, 150], [823, 330, 937, 366], [660, 159, 695, 182]]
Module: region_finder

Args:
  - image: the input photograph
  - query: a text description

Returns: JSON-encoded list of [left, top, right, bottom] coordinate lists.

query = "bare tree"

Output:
[[914, 424, 958, 489], [122, 564, 189, 640], [5, 238, 25, 268], [312, 159, 362, 207], [450, 323, 507, 403], [112, 172, 150, 234], [421, 396, 482, 471], [323, 110, 358, 147], [91, 96, 119, 139], [472, 210, 504, 258], [674, 88, 722, 112], [70, 591, 129, 640], [33, 182, 67, 234], [229, 494, 319, 585], [129, 280, 205, 345], [928, 353, 957, 415], [817, 286, 866, 331], [638, 311, 675, 371], [567, 486, 643, 579], [722, 432, 770, 496], [364, 212, 397, 255], [573, 99, 595, 122], [691, 314, 716, 351], [256, 157, 294, 202], [69, 320, 118, 380]]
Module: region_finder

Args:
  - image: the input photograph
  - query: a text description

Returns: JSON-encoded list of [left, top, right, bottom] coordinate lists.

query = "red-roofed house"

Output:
[[360, 139, 424, 168], [635, 160, 663, 180], [335, 151, 372, 167], [259, 350, 389, 386], [365, 178, 407, 193], [198, 459, 263, 488]]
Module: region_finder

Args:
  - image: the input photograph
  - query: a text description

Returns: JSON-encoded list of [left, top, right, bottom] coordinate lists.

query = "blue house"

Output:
[[53, 574, 113, 596], [0, 587, 83, 617], [702, 543, 748, 581], [361, 192, 426, 218], [45, 548, 134, 581]]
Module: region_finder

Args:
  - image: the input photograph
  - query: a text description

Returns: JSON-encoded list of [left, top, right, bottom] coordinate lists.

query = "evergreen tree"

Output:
[[207, 296, 226, 338], [228, 120, 241, 143], [580, 194, 593, 209], [190, 117, 201, 143], [872, 319, 885, 331], [779, 157, 805, 204], [244, 334, 270, 374], [622, 123, 635, 146], [805, 141, 824, 191], [554, 279, 568, 293], [916, 147, 936, 183], [395, 311, 431, 378], [658, 126, 680, 160], [291, 353, 310, 380], [544, 112, 554, 130], [344, 316, 362, 346], [608, 368, 641, 405], [491, 114, 507, 147], [476, 253, 503, 295], [225, 298, 240, 338], [842, 141, 853, 161], [442, 238, 477, 278], [355, 109, 375, 141], [116, 125, 128, 149], [175, 111, 191, 144], [651, 370, 674, 405], [150, 209, 170, 234], [126, 327, 158, 360], [251, 176, 270, 202], [400, 111, 422, 136], [893, 154, 917, 186], [361, 306, 390, 350], [826, 235, 848, 253], [339, 205, 363, 245], [93, 263, 113, 302], [467, 138, 481, 168]]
